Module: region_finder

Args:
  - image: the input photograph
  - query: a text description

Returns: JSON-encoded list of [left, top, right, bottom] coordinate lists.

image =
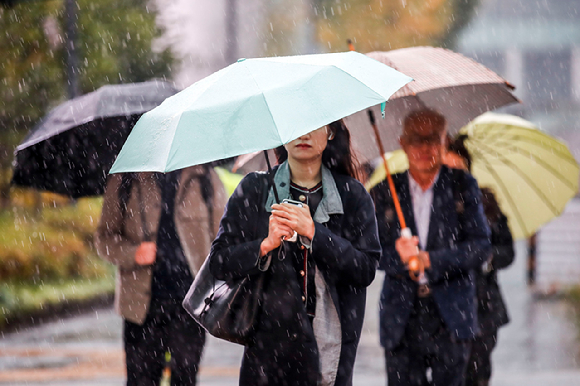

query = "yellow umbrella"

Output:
[[366, 113, 579, 240]]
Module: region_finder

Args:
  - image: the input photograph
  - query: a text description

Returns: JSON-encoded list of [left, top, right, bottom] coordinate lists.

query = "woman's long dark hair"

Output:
[[274, 119, 361, 180]]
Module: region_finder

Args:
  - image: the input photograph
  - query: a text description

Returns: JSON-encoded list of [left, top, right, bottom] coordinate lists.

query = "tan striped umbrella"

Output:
[[345, 46, 520, 164]]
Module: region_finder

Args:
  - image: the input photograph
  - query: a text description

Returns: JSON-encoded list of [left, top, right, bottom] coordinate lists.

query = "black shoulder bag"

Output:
[[182, 172, 271, 346]]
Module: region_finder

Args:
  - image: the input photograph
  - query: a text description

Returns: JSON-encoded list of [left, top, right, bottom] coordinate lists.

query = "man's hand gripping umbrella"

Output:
[[368, 109, 426, 285]]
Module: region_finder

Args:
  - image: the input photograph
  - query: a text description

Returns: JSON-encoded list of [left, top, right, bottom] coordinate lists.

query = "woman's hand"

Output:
[[260, 213, 295, 256], [271, 203, 316, 240]]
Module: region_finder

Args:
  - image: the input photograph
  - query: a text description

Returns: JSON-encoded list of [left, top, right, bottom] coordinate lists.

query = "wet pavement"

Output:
[[1, 242, 580, 385]]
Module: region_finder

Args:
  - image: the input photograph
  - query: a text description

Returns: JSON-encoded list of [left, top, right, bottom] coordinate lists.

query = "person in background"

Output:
[[447, 136, 515, 386], [371, 109, 491, 386], [95, 165, 226, 386]]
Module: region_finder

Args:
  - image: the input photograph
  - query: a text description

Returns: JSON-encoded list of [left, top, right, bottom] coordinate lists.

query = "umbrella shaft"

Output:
[[263, 150, 280, 204], [368, 111, 407, 229]]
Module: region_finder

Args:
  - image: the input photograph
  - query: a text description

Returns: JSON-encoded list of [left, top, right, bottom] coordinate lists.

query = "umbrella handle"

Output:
[[401, 227, 424, 281]]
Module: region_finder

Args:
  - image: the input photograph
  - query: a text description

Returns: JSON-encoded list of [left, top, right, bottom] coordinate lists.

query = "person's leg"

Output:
[[429, 332, 471, 386], [239, 348, 267, 386], [124, 313, 166, 386], [239, 336, 319, 386], [465, 331, 497, 386], [167, 302, 207, 386], [386, 340, 428, 386], [464, 336, 480, 386]]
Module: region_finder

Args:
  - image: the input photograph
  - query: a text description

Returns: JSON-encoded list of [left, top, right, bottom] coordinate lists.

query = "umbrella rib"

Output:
[[495, 141, 578, 190], [470, 139, 562, 215], [469, 147, 530, 236], [242, 64, 284, 145], [259, 92, 286, 144], [497, 136, 576, 165], [162, 114, 184, 173], [469, 136, 578, 191], [477, 129, 578, 164]]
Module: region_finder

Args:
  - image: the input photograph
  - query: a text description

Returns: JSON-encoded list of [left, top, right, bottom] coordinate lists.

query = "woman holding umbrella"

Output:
[[446, 137, 515, 386], [208, 119, 381, 386]]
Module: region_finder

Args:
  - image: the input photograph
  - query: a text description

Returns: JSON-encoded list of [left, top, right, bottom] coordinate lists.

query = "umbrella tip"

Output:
[[347, 39, 355, 51]]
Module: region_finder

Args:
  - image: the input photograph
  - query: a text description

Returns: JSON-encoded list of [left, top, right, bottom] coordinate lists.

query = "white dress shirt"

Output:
[[408, 171, 440, 250]]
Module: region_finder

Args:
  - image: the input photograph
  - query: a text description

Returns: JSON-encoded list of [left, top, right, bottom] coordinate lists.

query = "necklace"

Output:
[[290, 181, 323, 204]]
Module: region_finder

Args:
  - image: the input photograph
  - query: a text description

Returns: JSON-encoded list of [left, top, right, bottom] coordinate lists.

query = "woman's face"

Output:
[[285, 126, 329, 162]]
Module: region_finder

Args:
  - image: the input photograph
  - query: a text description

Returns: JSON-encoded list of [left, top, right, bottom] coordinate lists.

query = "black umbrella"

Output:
[[11, 80, 178, 198]]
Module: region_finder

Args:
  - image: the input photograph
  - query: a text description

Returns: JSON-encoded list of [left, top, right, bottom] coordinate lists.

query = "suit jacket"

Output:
[[371, 166, 491, 350], [95, 166, 227, 324]]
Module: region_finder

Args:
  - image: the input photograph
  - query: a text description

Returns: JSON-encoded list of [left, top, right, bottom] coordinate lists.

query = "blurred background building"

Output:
[[456, 0, 580, 292], [457, 0, 580, 143]]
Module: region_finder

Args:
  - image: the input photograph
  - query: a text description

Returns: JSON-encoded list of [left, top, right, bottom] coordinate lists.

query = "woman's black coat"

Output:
[[208, 167, 381, 386]]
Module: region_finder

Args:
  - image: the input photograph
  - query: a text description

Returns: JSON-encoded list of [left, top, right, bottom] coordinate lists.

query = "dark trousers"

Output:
[[385, 297, 471, 386], [464, 330, 497, 386], [124, 298, 206, 386], [239, 336, 319, 386]]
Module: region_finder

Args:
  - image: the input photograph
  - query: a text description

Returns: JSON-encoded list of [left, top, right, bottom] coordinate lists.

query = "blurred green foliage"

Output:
[[74, 0, 173, 92], [0, 196, 107, 281], [215, 167, 244, 197], [0, 195, 114, 326]]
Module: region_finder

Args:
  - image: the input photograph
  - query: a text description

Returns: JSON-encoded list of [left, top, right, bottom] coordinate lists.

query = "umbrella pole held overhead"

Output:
[[367, 109, 424, 281]]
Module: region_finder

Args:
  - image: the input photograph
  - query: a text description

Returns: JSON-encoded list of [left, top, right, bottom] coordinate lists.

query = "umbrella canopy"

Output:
[[11, 80, 178, 198], [343, 46, 519, 164], [109, 51, 413, 174], [366, 113, 580, 240]]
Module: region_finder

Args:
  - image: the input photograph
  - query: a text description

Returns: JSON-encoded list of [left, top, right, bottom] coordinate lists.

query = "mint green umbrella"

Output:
[[110, 51, 412, 173]]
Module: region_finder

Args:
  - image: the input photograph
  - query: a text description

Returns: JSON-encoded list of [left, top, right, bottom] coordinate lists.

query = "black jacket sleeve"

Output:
[[490, 213, 515, 270], [372, 181, 409, 277], [208, 173, 266, 281], [310, 181, 381, 287]]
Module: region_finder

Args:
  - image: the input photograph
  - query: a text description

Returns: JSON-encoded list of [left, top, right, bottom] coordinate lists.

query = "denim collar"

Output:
[[265, 161, 344, 223]]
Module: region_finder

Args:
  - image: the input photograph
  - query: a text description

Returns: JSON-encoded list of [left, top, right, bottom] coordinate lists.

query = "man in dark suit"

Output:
[[371, 109, 491, 386]]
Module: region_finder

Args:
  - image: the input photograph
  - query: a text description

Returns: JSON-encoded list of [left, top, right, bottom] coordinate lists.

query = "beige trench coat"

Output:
[[95, 166, 227, 324]]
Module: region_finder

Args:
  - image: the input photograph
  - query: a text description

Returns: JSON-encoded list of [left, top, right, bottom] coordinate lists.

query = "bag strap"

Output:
[[197, 165, 215, 236]]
